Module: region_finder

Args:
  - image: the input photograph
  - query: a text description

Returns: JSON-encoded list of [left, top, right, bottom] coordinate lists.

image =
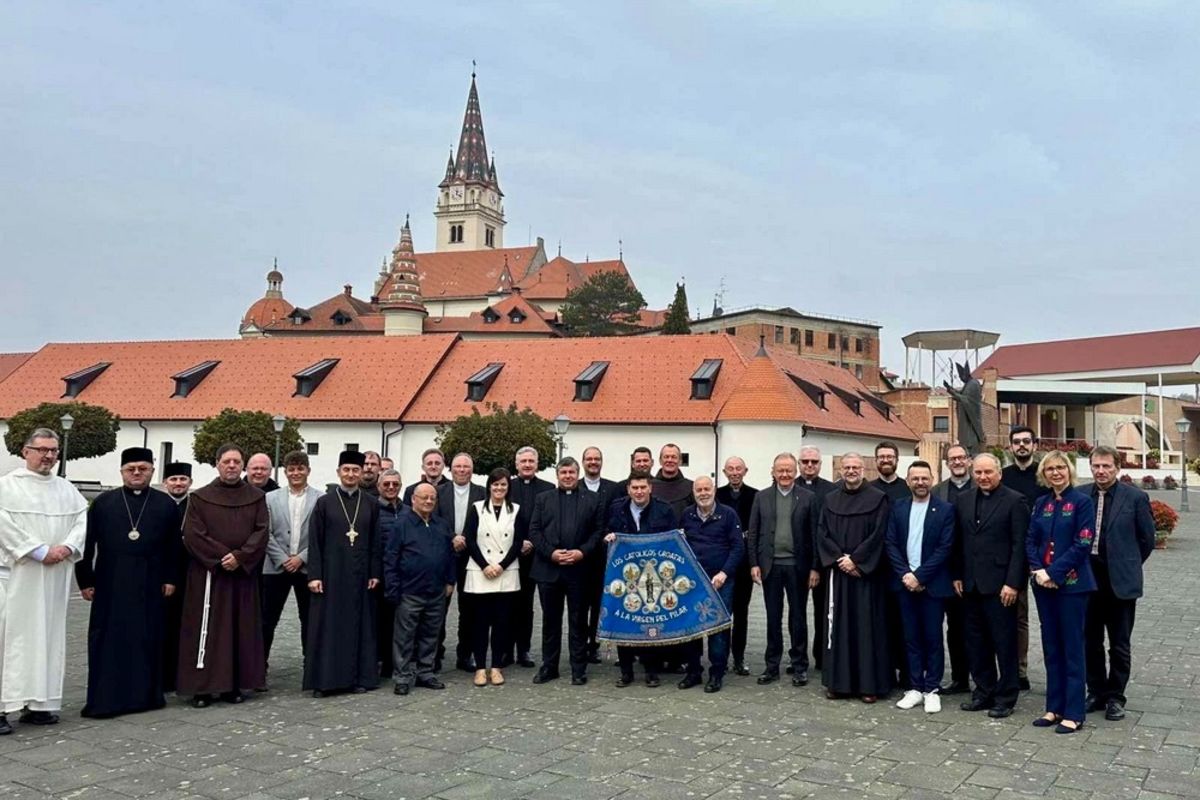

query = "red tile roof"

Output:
[[416, 247, 542, 300], [0, 336, 457, 421], [424, 294, 560, 336], [262, 289, 383, 334], [514, 257, 629, 300], [0, 353, 33, 384], [242, 297, 294, 329], [976, 327, 1200, 378]]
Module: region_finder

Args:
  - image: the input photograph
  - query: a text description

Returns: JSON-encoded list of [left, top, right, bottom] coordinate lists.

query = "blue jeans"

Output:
[[684, 580, 735, 678], [897, 590, 945, 693]]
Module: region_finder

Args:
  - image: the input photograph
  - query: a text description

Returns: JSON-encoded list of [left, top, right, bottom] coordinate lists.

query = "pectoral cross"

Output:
[[347, 527, 358, 547]]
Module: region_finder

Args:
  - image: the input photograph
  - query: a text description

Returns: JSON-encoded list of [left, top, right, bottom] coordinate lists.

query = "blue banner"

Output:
[[597, 529, 732, 646]]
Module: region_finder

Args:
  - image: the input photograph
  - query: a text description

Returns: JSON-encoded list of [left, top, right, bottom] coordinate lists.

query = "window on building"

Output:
[[485, 226, 495, 248], [449, 224, 464, 244], [827, 332, 836, 349], [789, 328, 799, 345], [725, 326, 737, 335], [933, 416, 950, 433], [805, 329, 814, 347], [840, 335, 850, 351], [680, 452, 690, 467], [160, 442, 173, 466], [293, 358, 340, 397], [465, 362, 504, 402], [573, 361, 610, 401], [344, 443, 359, 452], [61, 362, 110, 398], [855, 337, 864, 353], [855, 364, 863, 379], [774, 325, 784, 344], [306, 442, 320, 456], [690, 359, 722, 400]]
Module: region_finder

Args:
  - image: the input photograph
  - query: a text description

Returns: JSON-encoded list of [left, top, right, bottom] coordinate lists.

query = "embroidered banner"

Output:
[[597, 529, 732, 646]]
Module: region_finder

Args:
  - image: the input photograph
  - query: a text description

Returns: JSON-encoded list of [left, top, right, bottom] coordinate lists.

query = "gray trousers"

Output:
[[392, 593, 447, 687]]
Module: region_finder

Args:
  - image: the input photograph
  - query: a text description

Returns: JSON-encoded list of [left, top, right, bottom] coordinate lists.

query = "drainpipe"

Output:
[[383, 421, 404, 461], [137, 420, 150, 447], [712, 422, 720, 479]]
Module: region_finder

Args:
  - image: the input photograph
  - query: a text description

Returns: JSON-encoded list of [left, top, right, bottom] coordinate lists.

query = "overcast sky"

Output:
[[3, 1, 1198, 375]]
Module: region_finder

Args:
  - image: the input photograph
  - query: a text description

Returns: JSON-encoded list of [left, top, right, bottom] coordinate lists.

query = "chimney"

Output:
[[344, 284, 352, 297]]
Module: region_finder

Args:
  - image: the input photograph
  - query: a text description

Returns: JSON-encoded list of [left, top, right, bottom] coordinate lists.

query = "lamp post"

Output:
[[1176, 417, 1191, 513], [272, 414, 286, 484], [552, 414, 571, 462], [58, 413, 74, 479]]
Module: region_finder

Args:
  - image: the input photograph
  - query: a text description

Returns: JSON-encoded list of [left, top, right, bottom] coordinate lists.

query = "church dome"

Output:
[[242, 296, 293, 328]]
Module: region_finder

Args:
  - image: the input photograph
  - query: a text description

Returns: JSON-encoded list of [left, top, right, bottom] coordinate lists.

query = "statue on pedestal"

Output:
[[944, 362, 985, 456]]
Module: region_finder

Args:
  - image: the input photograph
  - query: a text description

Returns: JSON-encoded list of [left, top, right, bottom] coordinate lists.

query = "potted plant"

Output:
[[1164, 475, 1179, 490], [1119, 474, 1134, 485], [1142, 475, 1159, 491], [1146, 448, 1161, 469], [1151, 499, 1179, 549]]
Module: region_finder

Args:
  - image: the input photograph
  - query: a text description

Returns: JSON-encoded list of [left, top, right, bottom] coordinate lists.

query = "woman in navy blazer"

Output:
[[1025, 451, 1097, 734]]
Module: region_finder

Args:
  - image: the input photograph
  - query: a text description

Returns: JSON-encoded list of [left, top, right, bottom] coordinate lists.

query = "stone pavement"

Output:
[[2, 497, 1198, 799]]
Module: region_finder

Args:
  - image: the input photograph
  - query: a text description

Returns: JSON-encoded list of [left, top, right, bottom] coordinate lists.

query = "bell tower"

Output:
[[434, 70, 505, 251]]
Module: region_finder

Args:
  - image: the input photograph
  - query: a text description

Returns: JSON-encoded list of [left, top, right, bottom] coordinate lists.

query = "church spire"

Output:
[[380, 215, 427, 336], [442, 71, 497, 190]]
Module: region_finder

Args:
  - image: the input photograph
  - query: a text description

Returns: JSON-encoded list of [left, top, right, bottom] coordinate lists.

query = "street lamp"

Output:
[[1176, 417, 1191, 513], [552, 414, 571, 462], [58, 413, 74, 479], [272, 414, 286, 483]]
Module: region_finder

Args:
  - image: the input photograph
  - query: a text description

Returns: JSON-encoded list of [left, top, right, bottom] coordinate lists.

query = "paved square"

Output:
[[3, 498, 1198, 798]]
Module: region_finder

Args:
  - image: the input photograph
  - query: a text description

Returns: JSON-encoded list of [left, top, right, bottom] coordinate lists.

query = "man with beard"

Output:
[[870, 442, 912, 503], [177, 444, 269, 707], [304, 451, 382, 696], [436, 453, 485, 672], [870, 441, 911, 690], [403, 449, 448, 505], [160, 461, 193, 692], [715, 456, 757, 676], [817, 453, 892, 703], [360, 452, 382, 497], [246, 453, 280, 493], [933, 444, 973, 694], [375, 469, 406, 679], [797, 446, 835, 671], [651, 444, 692, 522], [954, 454, 1029, 718], [162, 462, 194, 506], [1001, 426, 1039, 691], [616, 447, 655, 496], [581, 446, 620, 664], [529, 457, 604, 686], [0, 429, 87, 734], [76, 448, 183, 718], [506, 446, 553, 668]]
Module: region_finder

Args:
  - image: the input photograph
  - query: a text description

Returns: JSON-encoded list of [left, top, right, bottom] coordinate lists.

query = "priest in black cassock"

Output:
[[303, 451, 382, 696], [75, 448, 184, 718], [160, 461, 192, 692], [817, 453, 893, 702]]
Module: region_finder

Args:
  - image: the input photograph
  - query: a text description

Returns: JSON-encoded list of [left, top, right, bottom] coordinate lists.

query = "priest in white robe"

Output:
[[0, 428, 88, 734]]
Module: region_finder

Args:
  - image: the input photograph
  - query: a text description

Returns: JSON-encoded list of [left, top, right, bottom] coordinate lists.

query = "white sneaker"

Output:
[[923, 692, 942, 713], [896, 689, 924, 709]]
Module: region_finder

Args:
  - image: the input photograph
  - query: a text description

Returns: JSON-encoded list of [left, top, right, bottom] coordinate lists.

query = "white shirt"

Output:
[[907, 499, 930, 571], [584, 476, 601, 492], [453, 483, 471, 535], [630, 500, 647, 530], [287, 487, 307, 554]]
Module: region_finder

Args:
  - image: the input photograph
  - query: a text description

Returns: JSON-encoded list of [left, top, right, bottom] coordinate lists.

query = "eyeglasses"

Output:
[[799, 459, 820, 465], [1011, 437, 1034, 445], [122, 465, 152, 473], [25, 447, 60, 456], [1043, 465, 1069, 473], [948, 456, 969, 462]]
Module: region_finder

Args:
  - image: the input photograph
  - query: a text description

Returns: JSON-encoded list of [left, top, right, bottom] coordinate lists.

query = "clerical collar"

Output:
[[951, 476, 970, 488], [980, 488, 993, 496], [559, 488, 574, 495], [124, 486, 144, 495], [728, 485, 741, 496], [339, 485, 359, 497]]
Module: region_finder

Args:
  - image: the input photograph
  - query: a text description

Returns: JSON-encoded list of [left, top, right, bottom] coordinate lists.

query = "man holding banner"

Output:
[[605, 471, 677, 688], [678, 476, 744, 693]]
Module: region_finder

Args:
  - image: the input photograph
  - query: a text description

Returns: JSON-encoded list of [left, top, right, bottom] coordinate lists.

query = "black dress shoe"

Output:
[[189, 695, 212, 708], [960, 698, 994, 712], [756, 671, 779, 685], [677, 674, 703, 690], [0, 715, 11, 735], [616, 672, 634, 688], [645, 673, 661, 688], [393, 684, 410, 696], [1105, 701, 1126, 721], [532, 669, 559, 684], [498, 652, 514, 668], [987, 706, 1014, 719], [1018, 677, 1031, 691], [941, 680, 970, 695], [1085, 694, 1105, 713], [456, 658, 476, 673], [1055, 720, 1083, 734], [219, 692, 244, 704], [785, 665, 795, 675], [517, 653, 536, 668], [571, 675, 588, 686], [416, 677, 446, 690], [733, 662, 750, 676], [792, 670, 809, 687], [19, 710, 59, 725], [587, 651, 602, 665], [351, 686, 368, 694], [312, 690, 326, 699], [704, 676, 723, 693]]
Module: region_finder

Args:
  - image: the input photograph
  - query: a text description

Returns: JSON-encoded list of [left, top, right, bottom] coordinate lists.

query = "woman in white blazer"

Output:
[[463, 468, 526, 686]]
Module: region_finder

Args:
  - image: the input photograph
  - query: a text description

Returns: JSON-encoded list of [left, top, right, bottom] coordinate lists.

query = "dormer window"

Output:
[[857, 391, 893, 421], [574, 361, 609, 402], [824, 383, 862, 416], [690, 359, 722, 400], [294, 358, 339, 397], [331, 310, 352, 326], [61, 362, 111, 398], [290, 308, 311, 325], [482, 307, 500, 323], [465, 363, 504, 402], [508, 308, 526, 324], [172, 360, 220, 398], [788, 374, 827, 409]]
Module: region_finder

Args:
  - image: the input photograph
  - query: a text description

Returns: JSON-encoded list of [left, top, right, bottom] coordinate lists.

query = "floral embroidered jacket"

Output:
[[1024, 486, 1098, 593]]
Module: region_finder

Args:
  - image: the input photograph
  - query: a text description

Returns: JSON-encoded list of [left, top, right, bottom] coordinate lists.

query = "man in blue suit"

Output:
[[1085, 446, 1155, 721], [885, 461, 955, 713]]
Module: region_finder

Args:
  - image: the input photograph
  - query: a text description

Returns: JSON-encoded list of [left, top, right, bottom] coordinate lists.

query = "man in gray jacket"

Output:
[[262, 450, 322, 673]]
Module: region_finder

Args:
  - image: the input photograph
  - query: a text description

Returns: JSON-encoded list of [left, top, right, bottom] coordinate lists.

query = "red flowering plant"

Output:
[[1119, 474, 1134, 484], [1151, 500, 1179, 534], [1164, 475, 1179, 490], [1142, 475, 1159, 490]]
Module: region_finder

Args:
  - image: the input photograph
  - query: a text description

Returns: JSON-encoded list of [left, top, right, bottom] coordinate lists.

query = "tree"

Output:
[[436, 402, 558, 476], [661, 281, 691, 335], [192, 408, 303, 466], [559, 269, 646, 337], [4, 402, 120, 463]]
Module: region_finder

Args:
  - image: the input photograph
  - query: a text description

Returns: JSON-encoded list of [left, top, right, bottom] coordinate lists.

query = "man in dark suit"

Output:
[[1001, 425, 1040, 690], [528, 457, 604, 685], [932, 443, 973, 694], [581, 446, 621, 664], [507, 446, 554, 668], [435, 453, 487, 672], [747, 453, 819, 687], [797, 446, 836, 671], [886, 461, 956, 713], [1085, 446, 1156, 721], [716, 456, 758, 676], [952, 453, 1030, 718]]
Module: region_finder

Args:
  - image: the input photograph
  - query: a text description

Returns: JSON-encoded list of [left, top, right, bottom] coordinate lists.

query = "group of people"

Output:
[[0, 426, 1154, 738]]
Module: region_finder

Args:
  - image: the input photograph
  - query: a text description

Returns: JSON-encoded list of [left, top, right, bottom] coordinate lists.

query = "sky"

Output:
[[3, 1, 1198, 376]]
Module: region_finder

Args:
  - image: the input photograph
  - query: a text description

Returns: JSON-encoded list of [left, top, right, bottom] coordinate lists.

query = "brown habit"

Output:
[[177, 479, 269, 695]]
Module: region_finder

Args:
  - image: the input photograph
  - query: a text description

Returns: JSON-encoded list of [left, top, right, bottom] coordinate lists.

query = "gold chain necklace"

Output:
[[337, 487, 363, 546]]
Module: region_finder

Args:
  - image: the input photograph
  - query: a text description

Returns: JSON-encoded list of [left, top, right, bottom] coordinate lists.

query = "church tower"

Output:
[[379, 216, 428, 336], [434, 71, 505, 251]]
